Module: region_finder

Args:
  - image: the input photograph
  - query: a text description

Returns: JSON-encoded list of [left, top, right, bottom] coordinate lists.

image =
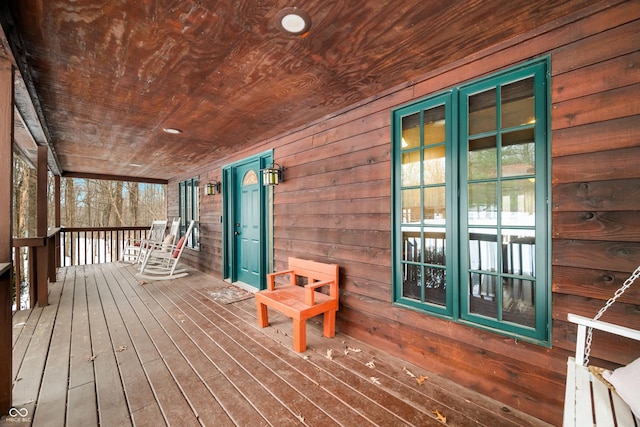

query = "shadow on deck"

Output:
[[3, 263, 550, 426]]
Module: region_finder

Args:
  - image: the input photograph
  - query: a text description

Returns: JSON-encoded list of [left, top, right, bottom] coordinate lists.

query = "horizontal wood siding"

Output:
[[168, 1, 640, 424]]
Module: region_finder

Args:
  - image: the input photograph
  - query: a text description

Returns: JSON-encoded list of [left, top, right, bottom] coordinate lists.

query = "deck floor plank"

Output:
[[142, 283, 301, 426], [110, 266, 200, 426], [85, 264, 132, 427], [121, 273, 234, 425], [68, 266, 95, 390], [138, 284, 270, 427], [182, 284, 412, 425], [95, 264, 165, 425], [155, 282, 307, 425], [188, 287, 445, 426], [11, 306, 43, 379], [3, 263, 552, 427], [31, 265, 76, 426], [154, 282, 338, 426], [11, 308, 34, 347]]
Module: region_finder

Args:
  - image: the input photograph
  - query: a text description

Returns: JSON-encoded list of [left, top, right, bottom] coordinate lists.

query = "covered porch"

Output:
[[3, 262, 548, 426]]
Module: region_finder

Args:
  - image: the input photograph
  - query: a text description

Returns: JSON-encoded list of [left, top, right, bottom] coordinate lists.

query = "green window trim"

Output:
[[178, 177, 200, 250], [392, 57, 551, 345]]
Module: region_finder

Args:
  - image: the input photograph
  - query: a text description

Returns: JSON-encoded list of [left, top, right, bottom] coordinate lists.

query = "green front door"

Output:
[[234, 160, 262, 288]]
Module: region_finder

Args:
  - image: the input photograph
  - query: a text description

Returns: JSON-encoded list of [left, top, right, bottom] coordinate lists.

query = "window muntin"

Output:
[[393, 59, 549, 343], [178, 177, 200, 249]]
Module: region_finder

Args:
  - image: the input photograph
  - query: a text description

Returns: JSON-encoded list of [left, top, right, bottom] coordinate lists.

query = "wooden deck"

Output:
[[2, 263, 551, 426]]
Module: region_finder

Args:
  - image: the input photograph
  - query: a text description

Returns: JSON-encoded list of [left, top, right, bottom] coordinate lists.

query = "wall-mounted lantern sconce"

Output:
[[261, 163, 284, 186], [205, 180, 221, 195]]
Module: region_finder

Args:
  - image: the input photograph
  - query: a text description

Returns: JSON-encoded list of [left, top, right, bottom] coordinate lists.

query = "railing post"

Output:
[[13, 247, 20, 311], [47, 232, 56, 282], [28, 247, 36, 309]]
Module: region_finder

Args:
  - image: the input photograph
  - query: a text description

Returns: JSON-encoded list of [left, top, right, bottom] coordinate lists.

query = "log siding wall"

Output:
[[169, 2, 640, 424]]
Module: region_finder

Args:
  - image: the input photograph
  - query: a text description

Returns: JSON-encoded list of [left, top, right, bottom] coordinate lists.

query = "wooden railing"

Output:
[[59, 226, 148, 266], [12, 226, 149, 311], [13, 228, 60, 310]]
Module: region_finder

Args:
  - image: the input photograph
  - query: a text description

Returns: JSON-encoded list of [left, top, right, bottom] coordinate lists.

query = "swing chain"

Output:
[[584, 264, 640, 365]]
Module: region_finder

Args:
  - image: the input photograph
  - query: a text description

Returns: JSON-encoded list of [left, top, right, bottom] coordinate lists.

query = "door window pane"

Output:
[[401, 189, 421, 223], [501, 179, 535, 226], [423, 105, 446, 145], [501, 77, 535, 129], [402, 113, 420, 149], [502, 231, 535, 276], [502, 129, 535, 178], [469, 88, 496, 135], [469, 272, 498, 319], [424, 267, 446, 305], [502, 277, 535, 327], [423, 145, 446, 184], [469, 231, 498, 273], [402, 151, 421, 186], [468, 182, 497, 225], [469, 136, 497, 180], [423, 187, 446, 224]]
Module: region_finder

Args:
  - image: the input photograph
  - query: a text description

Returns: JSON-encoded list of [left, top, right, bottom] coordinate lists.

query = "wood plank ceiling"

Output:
[[1, 0, 600, 182]]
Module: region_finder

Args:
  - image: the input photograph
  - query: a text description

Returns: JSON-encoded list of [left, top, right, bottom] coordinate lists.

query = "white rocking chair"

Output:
[[563, 266, 640, 426], [137, 217, 181, 265], [121, 220, 167, 263], [137, 220, 195, 281]]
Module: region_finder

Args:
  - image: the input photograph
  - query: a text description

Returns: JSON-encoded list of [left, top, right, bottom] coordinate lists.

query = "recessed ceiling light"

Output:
[[162, 127, 182, 134], [275, 7, 311, 36]]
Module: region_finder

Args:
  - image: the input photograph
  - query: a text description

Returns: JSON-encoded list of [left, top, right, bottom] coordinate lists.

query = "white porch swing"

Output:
[[563, 265, 640, 426]]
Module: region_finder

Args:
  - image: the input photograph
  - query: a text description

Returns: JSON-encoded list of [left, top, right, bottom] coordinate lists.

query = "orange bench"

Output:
[[255, 257, 339, 352]]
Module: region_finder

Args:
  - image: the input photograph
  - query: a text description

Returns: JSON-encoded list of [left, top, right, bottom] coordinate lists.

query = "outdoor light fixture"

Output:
[[275, 7, 311, 36], [261, 163, 284, 186], [205, 180, 221, 195], [162, 127, 183, 134]]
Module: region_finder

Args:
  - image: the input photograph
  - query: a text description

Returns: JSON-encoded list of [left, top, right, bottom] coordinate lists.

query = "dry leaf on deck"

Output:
[[302, 355, 310, 361], [347, 347, 362, 353], [117, 345, 128, 352], [366, 361, 376, 369], [370, 377, 381, 385], [433, 409, 447, 423], [138, 280, 147, 286], [416, 375, 429, 385], [403, 366, 416, 378], [88, 355, 98, 362], [326, 349, 333, 360]]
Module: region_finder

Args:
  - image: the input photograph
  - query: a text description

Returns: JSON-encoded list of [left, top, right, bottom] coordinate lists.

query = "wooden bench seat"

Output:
[[255, 257, 339, 352]]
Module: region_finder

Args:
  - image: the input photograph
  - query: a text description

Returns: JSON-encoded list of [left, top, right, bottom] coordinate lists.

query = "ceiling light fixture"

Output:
[[162, 127, 183, 134], [275, 7, 311, 36]]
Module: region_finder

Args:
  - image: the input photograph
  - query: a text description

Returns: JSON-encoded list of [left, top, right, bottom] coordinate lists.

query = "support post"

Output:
[[35, 145, 48, 307], [0, 58, 14, 416]]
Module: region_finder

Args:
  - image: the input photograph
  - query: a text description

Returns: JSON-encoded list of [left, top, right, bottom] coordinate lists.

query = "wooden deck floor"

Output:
[[2, 263, 551, 426]]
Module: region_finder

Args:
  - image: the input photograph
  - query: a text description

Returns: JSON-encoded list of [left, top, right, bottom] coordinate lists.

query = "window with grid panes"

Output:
[[392, 58, 550, 344], [178, 177, 200, 249]]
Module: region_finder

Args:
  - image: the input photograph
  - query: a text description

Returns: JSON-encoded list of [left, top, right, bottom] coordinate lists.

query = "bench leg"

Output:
[[323, 310, 336, 338], [256, 301, 269, 328], [293, 319, 306, 353]]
